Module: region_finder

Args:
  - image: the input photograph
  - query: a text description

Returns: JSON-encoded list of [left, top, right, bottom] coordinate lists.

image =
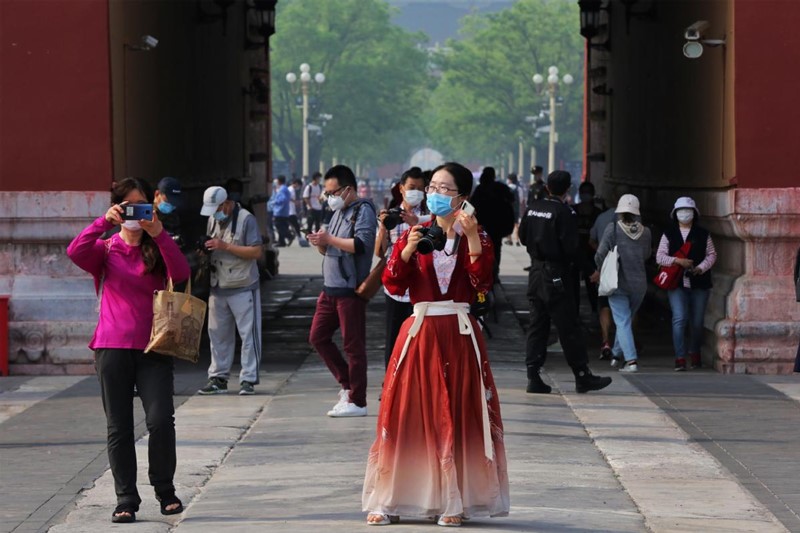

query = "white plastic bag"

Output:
[[598, 245, 619, 296]]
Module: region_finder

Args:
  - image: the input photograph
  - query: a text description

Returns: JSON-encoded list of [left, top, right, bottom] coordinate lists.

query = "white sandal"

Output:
[[437, 515, 462, 527]]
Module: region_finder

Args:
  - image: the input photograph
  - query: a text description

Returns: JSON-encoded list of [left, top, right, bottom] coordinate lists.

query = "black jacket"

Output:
[[664, 223, 712, 289], [471, 181, 516, 240], [519, 196, 579, 267]]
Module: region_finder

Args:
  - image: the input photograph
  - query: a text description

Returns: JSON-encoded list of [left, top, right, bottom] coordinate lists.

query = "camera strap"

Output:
[[437, 220, 460, 257]]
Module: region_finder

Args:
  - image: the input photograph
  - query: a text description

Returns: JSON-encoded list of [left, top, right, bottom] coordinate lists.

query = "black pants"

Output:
[[306, 209, 323, 233], [95, 349, 176, 508], [384, 294, 413, 368], [525, 263, 589, 375], [288, 214, 303, 240], [583, 272, 599, 313], [274, 216, 291, 245], [489, 234, 503, 285]]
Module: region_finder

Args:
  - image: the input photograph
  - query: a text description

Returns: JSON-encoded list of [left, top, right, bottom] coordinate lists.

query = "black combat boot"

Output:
[[574, 367, 612, 394], [526, 368, 552, 394]]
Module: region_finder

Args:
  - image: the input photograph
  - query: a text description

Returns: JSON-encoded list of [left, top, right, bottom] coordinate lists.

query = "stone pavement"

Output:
[[1, 244, 798, 532]]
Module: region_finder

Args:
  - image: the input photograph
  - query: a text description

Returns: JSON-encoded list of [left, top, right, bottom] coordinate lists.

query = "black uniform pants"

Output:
[[95, 349, 176, 508], [525, 263, 589, 374], [384, 293, 413, 368], [306, 209, 323, 233]]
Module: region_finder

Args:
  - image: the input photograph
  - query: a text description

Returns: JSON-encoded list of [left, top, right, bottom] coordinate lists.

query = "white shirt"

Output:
[[288, 187, 297, 216], [303, 183, 322, 210]]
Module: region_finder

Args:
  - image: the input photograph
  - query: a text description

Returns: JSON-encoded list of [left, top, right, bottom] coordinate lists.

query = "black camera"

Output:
[[382, 207, 404, 230], [416, 224, 446, 255], [196, 235, 212, 253]]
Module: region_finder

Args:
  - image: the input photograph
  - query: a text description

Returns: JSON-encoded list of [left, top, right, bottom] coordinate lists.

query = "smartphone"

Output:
[[121, 203, 153, 220], [460, 200, 475, 216]]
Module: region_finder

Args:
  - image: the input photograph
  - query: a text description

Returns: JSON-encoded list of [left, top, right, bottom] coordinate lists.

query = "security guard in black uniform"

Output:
[[518, 171, 612, 394]]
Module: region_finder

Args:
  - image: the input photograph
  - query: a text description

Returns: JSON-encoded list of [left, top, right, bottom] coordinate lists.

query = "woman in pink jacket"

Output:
[[67, 178, 190, 523]]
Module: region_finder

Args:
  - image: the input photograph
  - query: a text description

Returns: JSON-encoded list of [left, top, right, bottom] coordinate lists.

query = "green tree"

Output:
[[271, 0, 430, 174], [427, 0, 584, 167]]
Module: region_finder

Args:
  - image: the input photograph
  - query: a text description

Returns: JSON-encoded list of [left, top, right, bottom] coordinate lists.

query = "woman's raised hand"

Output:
[[458, 210, 479, 237], [140, 215, 163, 238], [105, 203, 124, 225], [401, 225, 423, 262]]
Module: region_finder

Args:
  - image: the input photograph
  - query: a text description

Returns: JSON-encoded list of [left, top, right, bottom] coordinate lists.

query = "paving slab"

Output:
[[3, 243, 797, 533]]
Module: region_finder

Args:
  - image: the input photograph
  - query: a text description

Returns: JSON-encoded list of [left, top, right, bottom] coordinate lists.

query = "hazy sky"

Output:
[[388, 0, 515, 45]]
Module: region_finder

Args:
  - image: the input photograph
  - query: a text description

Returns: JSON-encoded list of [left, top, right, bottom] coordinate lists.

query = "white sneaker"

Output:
[[327, 401, 367, 417], [619, 362, 639, 373], [610, 357, 621, 368], [332, 389, 350, 410]]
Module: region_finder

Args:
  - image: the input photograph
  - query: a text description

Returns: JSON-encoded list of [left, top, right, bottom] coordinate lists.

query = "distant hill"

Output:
[[388, 0, 514, 45]]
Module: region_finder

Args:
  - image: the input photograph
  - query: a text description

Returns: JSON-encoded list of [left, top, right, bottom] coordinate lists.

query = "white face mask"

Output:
[[403, 189, 424, 207], [676, 209, 695, 224], [327, 195, 345, 211], [327, 186, 349, 211], [122, 220, 142, 231]]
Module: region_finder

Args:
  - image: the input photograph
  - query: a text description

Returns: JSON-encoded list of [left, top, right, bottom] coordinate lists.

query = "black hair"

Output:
[[431, 162, 473, 197], [532, 165, 544, 174], [224, 177, 244, 202], [479, 166, 496, 185], [620, 212, 637, 224], [110, 177, 164, 275], [311, 171, 322, 180], [578, 181, 595, 194], [546, 170, 572, 196], [507, 173, 519, 185], [400, 166, 423, 184], [291, 178, 302, 186], [421, 169, 433, 184], [324, 165, 357, 189], [277, 175, 287, 185]]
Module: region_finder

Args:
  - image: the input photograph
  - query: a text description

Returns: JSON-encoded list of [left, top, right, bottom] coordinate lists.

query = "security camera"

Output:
[[684, 21, 709, 41], [141, 35, 159, 49]]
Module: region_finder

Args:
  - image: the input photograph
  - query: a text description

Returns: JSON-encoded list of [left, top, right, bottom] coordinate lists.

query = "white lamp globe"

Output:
[[300, 63, 310, 73], [547, 74, 559, 84], [548, 66, 558, 76], [300, 72, 311, 82], [315, 73, 326, 84], [532, 73, 544, 85], [285, 72, 297, 83], [563, 74, 574, 85]]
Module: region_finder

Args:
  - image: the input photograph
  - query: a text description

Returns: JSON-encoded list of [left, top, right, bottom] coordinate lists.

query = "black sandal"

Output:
[[156, 492, 184, 516], [111, 504, 137, 523]]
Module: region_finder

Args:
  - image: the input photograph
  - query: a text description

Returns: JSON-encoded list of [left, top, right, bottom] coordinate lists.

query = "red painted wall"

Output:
[[0, 0, 111, 192], [734, 0, 800, 188]]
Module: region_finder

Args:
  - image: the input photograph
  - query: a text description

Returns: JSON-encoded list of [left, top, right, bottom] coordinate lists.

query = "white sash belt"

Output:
[[395, 300, 493, 460]]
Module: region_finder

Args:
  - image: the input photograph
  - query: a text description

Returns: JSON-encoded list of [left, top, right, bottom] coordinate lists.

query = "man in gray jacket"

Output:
[[307, 165, 377, 417], [197, 185, 264, 396]]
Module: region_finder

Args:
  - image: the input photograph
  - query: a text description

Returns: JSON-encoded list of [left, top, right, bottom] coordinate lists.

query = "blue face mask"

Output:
[[427, 193, 456, 217], [157, 201, 175, 215], [213, 211, 229, 223]]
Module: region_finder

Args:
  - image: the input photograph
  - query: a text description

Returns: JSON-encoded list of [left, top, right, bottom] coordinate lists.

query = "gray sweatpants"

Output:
[[207, 286, 262, 385]]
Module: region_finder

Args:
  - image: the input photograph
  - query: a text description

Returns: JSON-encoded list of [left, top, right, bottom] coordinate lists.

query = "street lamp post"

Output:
[[286, 63, 325, 178], [532, 66, 573, 174]]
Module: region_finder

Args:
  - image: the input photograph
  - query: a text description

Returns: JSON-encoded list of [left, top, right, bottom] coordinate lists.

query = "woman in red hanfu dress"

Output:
[[363, 162, 510, 527]]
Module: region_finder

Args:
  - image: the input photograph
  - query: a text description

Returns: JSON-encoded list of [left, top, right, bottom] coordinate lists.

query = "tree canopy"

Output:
[[427, 0, 584, 166], [271, 0, 584, 174], [271, 0, 430, 173]]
